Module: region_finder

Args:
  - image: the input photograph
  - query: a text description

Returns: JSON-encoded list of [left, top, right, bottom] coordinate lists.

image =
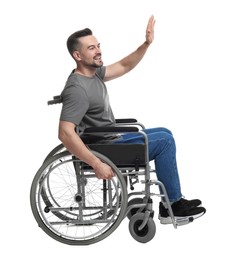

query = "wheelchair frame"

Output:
[[30, 95, 189, 246]]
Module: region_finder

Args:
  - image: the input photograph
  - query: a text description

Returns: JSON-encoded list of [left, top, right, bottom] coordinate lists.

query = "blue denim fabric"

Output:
[[114, 127, 182, 202]]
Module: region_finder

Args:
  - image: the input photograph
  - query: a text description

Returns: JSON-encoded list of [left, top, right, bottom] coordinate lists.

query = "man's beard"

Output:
[[91, 63, 103, 68], [82, 59, 103, 68]]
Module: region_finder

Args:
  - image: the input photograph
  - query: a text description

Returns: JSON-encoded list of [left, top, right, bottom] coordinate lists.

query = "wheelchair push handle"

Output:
[[47, 95, 63, 105]]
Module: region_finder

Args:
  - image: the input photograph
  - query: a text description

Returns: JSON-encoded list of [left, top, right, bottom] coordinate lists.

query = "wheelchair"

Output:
[[30, 95, 190, 246]]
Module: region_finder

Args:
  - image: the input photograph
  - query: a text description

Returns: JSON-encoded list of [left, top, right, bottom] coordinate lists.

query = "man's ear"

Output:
[[72, 51, 81, 61]]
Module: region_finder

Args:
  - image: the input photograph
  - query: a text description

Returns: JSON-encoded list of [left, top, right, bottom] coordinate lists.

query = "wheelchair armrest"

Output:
[[116, 118, 145, 130], [115, 118, 137, 124], [84, 126, 139, 133]]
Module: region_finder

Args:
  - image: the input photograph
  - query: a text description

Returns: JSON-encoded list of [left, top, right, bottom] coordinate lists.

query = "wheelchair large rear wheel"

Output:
[[30, 150, 128, 245], [43, 143, 65, 164]]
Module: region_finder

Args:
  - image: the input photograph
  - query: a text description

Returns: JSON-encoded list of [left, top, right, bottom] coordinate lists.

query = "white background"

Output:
[[1, 0, 240, 259]]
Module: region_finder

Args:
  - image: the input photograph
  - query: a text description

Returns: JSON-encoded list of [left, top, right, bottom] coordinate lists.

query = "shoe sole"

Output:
[[159, 210, 206, 225]]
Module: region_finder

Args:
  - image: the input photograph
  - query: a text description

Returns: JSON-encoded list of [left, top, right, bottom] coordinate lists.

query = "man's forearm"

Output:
[[59, 130, 114, 179], [119, 41, 151, 72], [104, 41, 151, 81], [59, 130, 101, 169]]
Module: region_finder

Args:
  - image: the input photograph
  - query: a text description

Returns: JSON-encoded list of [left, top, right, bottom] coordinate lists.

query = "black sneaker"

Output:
[[159, 199, 206, 225], [179, 198, 202, 208]]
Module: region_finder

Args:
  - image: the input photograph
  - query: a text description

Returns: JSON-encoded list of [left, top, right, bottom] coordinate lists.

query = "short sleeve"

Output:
[[60, 85, 89, 126]]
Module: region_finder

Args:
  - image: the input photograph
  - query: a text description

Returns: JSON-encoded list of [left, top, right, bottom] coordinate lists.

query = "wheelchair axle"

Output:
[[75, 194, 83, 203]]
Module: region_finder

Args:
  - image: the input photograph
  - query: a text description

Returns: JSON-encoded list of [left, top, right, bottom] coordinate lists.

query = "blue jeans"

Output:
[[114, 127, 182, 202]]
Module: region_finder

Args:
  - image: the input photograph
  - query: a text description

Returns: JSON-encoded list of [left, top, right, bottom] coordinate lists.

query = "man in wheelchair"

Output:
[[58, 15, 206, 225]]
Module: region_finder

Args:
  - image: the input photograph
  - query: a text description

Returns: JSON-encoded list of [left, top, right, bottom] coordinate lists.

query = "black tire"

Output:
[[43, 143, 65, 164], [129, 213, 156, 243]]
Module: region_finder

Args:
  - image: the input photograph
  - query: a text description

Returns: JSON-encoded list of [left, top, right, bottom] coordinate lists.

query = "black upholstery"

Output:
[[88, 143, 146, 168]]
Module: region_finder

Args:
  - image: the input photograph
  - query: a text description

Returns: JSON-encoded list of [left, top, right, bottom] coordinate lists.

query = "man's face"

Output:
[[77, 35, 103, 68]]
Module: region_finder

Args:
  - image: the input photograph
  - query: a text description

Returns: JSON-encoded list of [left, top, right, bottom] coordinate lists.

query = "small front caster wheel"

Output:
[[129, 213, 156, 243]]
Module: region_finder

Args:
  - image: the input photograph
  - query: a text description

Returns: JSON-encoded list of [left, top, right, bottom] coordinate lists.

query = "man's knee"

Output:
[[143, 127, 173, 136]]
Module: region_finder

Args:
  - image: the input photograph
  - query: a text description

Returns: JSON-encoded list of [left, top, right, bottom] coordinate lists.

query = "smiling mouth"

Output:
[[94, 55, 102, 61]]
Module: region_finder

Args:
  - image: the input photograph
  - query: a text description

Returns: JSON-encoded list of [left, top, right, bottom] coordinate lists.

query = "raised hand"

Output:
[[145, 15, 155, 45]]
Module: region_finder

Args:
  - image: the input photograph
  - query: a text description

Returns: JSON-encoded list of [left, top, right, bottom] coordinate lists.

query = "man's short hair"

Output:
[[67, 28, 92, 57]]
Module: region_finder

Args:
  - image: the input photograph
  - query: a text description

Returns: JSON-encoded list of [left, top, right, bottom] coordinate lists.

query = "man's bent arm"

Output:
[[58, 121, 114, 179]]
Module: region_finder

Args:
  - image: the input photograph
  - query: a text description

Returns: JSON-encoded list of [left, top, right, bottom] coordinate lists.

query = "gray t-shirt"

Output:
[[60, 66, 115, 132]]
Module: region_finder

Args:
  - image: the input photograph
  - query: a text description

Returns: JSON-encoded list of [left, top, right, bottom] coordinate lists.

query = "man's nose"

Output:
[[96, 46, 101, 53]]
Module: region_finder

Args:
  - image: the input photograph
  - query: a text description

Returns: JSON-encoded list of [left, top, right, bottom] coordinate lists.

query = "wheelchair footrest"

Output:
[[175, 216, 194, 226]]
